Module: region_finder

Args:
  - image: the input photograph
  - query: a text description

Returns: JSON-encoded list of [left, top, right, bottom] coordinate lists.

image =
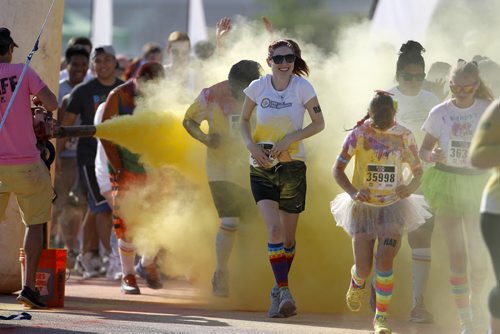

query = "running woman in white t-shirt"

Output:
[[240, 39, 325, 318], [420, 60, 494, 333], [387, 41, 440, 324]]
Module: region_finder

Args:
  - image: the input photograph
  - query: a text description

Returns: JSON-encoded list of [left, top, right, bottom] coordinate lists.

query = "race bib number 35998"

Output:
[[365, 164, 397, 190]]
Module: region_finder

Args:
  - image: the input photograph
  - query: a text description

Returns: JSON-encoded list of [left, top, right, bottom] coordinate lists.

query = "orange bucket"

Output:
[[19, 248, 67, 307]]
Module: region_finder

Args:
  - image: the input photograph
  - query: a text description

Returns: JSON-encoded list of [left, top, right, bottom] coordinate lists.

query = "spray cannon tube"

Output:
[[32, 106, 97, 139], [53, 125, 96, 138]]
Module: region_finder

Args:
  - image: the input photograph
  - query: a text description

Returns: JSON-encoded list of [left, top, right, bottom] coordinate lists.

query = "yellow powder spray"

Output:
[[88, 3, 499, 325]]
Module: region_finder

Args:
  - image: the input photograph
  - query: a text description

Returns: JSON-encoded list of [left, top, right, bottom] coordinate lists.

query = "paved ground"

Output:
[[0, 276, 461, 334]]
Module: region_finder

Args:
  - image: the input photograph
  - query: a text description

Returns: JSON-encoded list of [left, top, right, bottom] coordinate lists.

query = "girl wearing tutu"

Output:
[[420, 59, 494, 333], [331, 91, 429, 334]]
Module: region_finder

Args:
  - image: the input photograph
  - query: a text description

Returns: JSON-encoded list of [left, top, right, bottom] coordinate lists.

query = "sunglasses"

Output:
[[401, 72, 426, 82], [271, 54, 296, 64], [450, 81, 477, 94]]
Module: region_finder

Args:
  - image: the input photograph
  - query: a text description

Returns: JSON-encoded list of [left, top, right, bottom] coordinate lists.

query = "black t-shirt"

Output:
[[66, 78, 123, 166]]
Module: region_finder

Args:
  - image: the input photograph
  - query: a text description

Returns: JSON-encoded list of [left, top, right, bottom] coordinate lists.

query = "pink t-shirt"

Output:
[[0, 63, 46, 164]]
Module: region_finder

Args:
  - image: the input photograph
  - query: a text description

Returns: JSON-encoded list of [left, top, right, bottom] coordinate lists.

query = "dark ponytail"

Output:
[[396, 40, 426, 74], [348, 91, 396, 131]]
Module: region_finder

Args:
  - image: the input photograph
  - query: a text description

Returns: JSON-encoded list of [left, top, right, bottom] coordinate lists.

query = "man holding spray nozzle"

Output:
[[0, 27, 58, 308]]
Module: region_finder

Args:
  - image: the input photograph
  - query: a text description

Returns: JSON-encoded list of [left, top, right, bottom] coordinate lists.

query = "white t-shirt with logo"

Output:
[[422, 99, 491, 168], [243, 74, 316, 161], [389, 87, 439, 146]]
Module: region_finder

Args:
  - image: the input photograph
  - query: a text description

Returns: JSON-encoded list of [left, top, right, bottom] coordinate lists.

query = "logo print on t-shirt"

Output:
[[0, 75, 17, 103], [260, 97, 292, 109]]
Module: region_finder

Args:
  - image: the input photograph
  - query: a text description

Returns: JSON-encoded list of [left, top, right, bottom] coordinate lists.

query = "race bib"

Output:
[[249, 142, 278, 168], [365, 164, 397, 190], [447, 140, 470, 167], [228, 114, 240, 138]]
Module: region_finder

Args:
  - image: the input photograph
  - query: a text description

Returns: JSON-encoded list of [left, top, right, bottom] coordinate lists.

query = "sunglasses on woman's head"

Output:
[[449, 81, 477, 94], [401, 72, 426, 82], [271, 54, 296, 64]]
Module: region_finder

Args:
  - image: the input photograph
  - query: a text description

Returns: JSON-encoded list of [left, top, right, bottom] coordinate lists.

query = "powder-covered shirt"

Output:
[[184, 80, 246, 184], [422, 99, 490, 168], [343, 120, 421, 206], [244, 74, 316, 161], [388, 87, 439, 146], [103, 80, 145, 174], [0, 63, 46, 165]]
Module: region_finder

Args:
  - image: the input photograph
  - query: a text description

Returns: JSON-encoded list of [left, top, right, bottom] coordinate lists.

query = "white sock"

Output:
[[412, 248, 431, 308], [215, 217, 239, 272], [118, 239, 136, 276]]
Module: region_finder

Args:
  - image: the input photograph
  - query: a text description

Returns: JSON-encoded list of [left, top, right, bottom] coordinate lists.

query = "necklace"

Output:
[[276, 90, 287, 102], [271, 76, 291, 102]]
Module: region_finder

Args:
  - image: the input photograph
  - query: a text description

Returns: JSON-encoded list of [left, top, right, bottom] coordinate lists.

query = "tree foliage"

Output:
[[255, 0, 341, 53]]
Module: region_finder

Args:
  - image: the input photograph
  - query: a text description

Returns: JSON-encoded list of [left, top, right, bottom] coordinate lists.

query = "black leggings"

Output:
[[481, 212, 500, 318]]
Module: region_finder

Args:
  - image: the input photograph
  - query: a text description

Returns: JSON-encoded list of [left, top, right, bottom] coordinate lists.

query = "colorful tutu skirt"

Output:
[[330, 193, 431, 239], [422, 164, 489, 213]]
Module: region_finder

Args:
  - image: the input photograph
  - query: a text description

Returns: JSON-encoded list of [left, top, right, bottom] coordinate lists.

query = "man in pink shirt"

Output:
[[0, 27, 58, 308]]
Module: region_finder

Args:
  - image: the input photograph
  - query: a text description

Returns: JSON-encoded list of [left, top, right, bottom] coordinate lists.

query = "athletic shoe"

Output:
[[135, 262, 163, 289], [120, 274, 140, 294], [409, 305, 434, 323], [73, 254, 84, 276], [211, 270, 229, 297], [373, 315, 391, 334], [106, 253, 122, 281], [268, 285, 283, 318], [278, 287, 297, 317], [346, 280, 366, 312], [98, 255, 109, 276], [80, 252, 99, 279], [66, 249, 78, 270], [16, 286, 46, 309]]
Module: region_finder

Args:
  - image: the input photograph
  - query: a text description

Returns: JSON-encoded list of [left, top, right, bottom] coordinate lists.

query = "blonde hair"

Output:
[[167, 31, 190, 47], [451, 59, 494, 101]]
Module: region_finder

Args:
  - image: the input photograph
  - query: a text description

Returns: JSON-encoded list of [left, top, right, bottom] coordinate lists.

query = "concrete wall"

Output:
[[0, 0, 64, 294]]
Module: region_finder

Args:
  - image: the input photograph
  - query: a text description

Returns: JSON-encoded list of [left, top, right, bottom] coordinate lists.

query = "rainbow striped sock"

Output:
[[284, 243, 296, 274], [450, 271, 472, 324], [375, 270, 394, 319], [351, 265, 366, 288], [268, 243, 288, 288]]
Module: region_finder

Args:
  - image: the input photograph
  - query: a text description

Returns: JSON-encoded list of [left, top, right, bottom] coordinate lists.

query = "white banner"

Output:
[[371, 0, 439, 47], [91, 0, 113, 46], [188, 0, 208, 47]]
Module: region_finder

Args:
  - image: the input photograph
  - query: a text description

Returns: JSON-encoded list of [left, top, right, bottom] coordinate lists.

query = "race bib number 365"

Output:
[[365, 164, 397, 190]]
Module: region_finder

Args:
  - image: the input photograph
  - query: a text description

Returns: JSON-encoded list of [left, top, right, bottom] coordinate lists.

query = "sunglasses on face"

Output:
[[450, 81, 477, 94], [271, 54, 296, 64], [401, 72, 426, 82]]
